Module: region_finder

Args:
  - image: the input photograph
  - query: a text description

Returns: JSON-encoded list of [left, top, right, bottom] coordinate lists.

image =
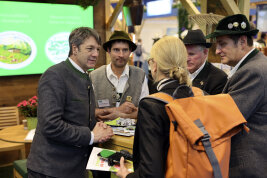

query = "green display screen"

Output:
[[0, 1, 93, 76]]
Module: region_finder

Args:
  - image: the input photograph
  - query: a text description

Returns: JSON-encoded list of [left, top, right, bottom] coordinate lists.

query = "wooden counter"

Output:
[[0, 125, 134, 156], [99, 135, 134, 154], [0, 125, 31, 143]]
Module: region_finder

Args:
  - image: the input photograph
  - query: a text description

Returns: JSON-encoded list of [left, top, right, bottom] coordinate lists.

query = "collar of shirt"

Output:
[[68, 57, 86, 74], [189, 60, 206, 81], [228, 48, 255, 79], [106, 63, 129, 95], [106, 63, 129, 80]]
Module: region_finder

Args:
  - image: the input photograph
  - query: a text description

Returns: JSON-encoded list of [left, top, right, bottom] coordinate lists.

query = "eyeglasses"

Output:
[[147, 57, 154, 65]]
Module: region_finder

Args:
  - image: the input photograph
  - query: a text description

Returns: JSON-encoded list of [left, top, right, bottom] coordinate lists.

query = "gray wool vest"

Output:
[[90, 65, 145, 108]]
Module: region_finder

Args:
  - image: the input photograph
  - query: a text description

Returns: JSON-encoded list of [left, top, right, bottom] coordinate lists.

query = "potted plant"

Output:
[[17, 96, 38, 130]]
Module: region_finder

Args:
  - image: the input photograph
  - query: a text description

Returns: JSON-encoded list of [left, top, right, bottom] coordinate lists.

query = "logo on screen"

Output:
[[0, 31, 37, 70], [45, 32, 70, 64]]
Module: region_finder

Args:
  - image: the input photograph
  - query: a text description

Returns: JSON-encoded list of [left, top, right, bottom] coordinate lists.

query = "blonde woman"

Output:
[[117, 36, 191, 178]]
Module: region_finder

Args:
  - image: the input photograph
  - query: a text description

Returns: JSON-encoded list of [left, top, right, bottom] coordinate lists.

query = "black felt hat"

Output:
[[206, 14, 259, 39], [103, 30, 137, 52], [183, 29, 212, 48]]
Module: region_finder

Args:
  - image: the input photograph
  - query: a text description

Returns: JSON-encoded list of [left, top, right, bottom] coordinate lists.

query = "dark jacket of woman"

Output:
[[127, 79, 191, 178]]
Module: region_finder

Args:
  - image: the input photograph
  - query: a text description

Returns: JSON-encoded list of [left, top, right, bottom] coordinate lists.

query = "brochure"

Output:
[[86, 147, 133, 172], [112, 126, 135, 137], [24, 128, 35, 141], [105, 117, 136, 127]]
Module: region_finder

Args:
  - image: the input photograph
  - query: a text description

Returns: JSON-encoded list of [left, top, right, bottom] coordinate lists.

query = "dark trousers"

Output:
[[92, 170, 110, 178], [28, 168, 89, 178], [28, 168, 109, 178], [28, 169, 56, 178]]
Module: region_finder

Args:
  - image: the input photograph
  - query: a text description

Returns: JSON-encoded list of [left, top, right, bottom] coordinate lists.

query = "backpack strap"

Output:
[[194, 119, 223, 178], [148, 92, 174, 103], [147, 93, 178, 130], [192, 87, 204, 96]]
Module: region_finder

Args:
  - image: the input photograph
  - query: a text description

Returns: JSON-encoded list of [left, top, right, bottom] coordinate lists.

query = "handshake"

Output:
[[92, 122, 114, 143]]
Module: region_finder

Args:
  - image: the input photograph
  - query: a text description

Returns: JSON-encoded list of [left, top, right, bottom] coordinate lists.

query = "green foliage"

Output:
[[178, 6, 192, 37], [75, 0, 100, 9], [43, 0, 100, 9], [177, 2, 200, 37]]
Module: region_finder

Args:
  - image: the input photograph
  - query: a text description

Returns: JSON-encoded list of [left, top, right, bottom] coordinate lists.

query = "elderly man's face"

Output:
[[215, 35, 243, 67], [186, 45, 208, 74], [108, 41, 131, 69]]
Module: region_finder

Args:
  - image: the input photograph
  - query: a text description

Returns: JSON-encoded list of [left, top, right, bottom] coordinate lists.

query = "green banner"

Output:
[[0, 1, 93, 76]]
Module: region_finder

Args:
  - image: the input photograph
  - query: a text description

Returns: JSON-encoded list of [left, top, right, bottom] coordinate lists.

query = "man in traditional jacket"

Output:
[[183, 29, 228, 95], [206, 14, 267, 177], [27, 27, 113, 178]]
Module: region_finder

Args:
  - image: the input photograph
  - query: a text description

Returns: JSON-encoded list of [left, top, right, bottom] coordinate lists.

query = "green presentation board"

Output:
[[0, 1, 93, 76]]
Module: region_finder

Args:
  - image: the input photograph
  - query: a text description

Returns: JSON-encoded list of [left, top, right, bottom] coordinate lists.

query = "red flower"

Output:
[[17, 96, 38, 117]]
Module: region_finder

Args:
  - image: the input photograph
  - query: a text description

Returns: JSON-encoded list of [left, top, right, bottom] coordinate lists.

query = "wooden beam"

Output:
[[200, 0, 207, 34], [111, 0, 119, 2], [105, 0, 111, 23], [94, 0, 107, 67], [200, 0, 207, 14], [109, 5, 122, 30], [105, 0, 111, 64], [180, 0, 200, 15], [106, 0, 125, 31], [220, 0, 241, 15], [238, 0, 250, 19]]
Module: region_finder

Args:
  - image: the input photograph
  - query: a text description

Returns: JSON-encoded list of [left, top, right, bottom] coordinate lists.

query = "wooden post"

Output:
[[200, 0, 207, 35], [238, 0, 250, 18], [220, 0, 241, 15], [207, 0, 228, 63], [94, 0, 107, 67]]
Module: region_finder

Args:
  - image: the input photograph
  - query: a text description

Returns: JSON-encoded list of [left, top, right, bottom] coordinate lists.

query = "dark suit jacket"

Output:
[[223, 50, 267, 177], [27, 59, 96, 178], [193, 61, 228, 95]]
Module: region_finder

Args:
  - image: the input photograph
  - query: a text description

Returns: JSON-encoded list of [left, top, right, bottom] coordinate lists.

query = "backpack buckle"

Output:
[[202, 133, 211, 142]]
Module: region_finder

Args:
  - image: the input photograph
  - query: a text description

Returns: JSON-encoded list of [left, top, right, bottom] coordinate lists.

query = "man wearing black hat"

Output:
[[90, 30, 149, 120], [183, 29, 228, 95], [206, 14, 267, 177]]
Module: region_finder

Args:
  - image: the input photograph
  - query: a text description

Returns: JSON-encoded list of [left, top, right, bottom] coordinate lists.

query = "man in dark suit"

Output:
[[27, 27, 113, 178], [206, 14, 267, 177], [183, 29, 228, 95]]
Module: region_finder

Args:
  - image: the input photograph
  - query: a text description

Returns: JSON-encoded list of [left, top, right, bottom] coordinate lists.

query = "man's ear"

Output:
[[72, 44, 78, 55], [203, 48, 209, 56]]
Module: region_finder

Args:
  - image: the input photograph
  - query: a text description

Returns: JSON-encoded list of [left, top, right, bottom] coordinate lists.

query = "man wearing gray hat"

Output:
[[206, 14, 267, 177], [90, 30, 149, 120], [183, 29, 228, 95]]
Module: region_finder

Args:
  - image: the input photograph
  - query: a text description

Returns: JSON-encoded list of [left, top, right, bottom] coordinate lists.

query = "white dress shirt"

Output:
[[228, 48, 255, 79], [69, 57, 94, 145], [106, 63, 149, 107], [189, 61, 206, 81]]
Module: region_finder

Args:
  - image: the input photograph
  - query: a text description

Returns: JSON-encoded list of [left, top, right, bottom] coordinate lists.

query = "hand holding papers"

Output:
[[87, 147, 133, 172]]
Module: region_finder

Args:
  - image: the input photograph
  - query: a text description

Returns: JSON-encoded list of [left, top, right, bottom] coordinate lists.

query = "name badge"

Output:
[[97, 99, 110, 108]]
